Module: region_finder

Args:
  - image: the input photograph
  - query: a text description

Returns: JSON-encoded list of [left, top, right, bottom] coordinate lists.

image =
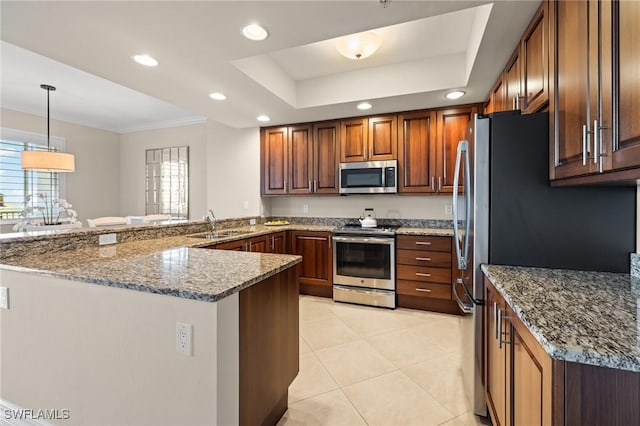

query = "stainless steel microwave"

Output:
[[339, 160, 397, 194]]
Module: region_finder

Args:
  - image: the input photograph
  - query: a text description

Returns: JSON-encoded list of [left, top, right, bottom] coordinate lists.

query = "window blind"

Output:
[[0, 140, 60, 220]]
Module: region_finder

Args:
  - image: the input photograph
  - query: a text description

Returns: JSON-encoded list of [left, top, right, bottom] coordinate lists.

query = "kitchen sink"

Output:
[[187, 230, 249, 239]]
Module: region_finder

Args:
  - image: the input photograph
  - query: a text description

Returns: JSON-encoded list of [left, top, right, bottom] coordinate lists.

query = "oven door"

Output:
[[333, 235, 395, 290]]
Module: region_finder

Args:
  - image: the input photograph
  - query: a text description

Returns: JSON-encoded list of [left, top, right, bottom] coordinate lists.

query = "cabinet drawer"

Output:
[[397, 281, 451, 300], [397, 249, 451, 267], [397, 265, 451, 284], [396, 235, 451, 252]]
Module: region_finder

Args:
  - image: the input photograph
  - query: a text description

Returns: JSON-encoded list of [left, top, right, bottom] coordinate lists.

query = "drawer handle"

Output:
[[415, 288, 432, 293], [415, 257, 431, 261], [415, 241, 432, 245], [415, 272, 432, 277]]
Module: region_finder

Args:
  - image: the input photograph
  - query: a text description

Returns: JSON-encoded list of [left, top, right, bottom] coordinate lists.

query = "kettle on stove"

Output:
[[359, 208, 377, 228]]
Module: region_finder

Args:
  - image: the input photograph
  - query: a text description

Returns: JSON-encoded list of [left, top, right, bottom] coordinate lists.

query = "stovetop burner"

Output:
[[332, 223, 400, 236]]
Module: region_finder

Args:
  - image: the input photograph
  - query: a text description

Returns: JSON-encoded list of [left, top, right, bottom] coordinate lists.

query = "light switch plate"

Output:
[[99, 233, 117, 245], [0, 287, 9, 309]]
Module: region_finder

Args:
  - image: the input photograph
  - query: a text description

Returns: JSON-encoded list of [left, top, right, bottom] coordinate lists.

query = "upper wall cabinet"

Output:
[[261, 127, 289, 195], [550, 0, 640, 184], [340, 115, 397, 162], [261, 122, 339, 196], [436, 106, 478, 194], [520, 2, 549, 113], [485, 1, 549, 115], [398, 110, 438, 193]]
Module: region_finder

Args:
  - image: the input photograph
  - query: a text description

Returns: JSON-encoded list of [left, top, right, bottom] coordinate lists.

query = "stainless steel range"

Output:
[[332, 224, 398, 308]]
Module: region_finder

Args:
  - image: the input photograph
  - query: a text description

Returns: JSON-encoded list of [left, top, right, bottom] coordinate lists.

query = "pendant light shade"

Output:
[[21, 151, 75, 172], [21, 84, 75, 173]]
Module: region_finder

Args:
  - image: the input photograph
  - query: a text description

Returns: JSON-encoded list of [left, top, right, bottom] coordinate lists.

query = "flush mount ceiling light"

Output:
[[445, 90, 466, 100], [357, 102, 372, 110], [21, 84, 75, 172], [336, 32, 381, 60], [132, 54, 158, 67], [209, 92, 227, 100], [242, 24, 269, 41], [257, 115, 271, 122]]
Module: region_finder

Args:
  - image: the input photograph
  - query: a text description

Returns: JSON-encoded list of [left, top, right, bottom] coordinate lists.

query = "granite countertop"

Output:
[[1, 233, 302, 302], [482, 264, 640, 372], [396, 227, 454, 237]]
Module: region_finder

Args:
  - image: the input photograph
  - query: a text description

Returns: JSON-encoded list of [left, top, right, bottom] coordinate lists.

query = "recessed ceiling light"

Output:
[[357, 102, 372, 110], [445, 90, 466, 100], [209, 92, 227, 100], [132, 54, 158, 67], [257, 115, 271, 122], [242, 24, 269, 41]]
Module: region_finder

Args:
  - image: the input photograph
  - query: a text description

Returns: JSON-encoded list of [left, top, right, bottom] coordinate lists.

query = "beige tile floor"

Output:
[[277, 295, 489, 426]]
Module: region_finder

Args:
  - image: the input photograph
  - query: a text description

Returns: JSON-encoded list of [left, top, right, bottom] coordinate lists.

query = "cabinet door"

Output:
[[368, 115, 397, 161], [436, 106, 476, 193], [489, 78, 505, 113], [521, 1, 549, 114], [261, 127, 289, 195], [340, 118, 368, 162], [550, 0, 598, 179], [398, 110, 437, 193], [313, 121, 340, 194], [606, 0, 640, 171], [511, 328, 543, 426], [288, 124, 314, 194], [290, 231, 332, 288], [268, 232, 288, 254], [504, 49, 522, 111], [485, 284, 508, 426]]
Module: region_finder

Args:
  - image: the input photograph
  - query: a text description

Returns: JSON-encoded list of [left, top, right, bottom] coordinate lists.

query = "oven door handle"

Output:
[[332, 235, 395, 245]]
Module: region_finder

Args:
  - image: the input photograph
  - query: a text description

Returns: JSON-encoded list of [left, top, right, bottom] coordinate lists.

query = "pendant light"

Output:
[[21, 84, 75, 172]]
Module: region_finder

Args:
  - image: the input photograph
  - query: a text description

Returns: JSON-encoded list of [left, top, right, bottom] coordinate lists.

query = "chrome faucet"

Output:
[[206, 209, 217, 233]]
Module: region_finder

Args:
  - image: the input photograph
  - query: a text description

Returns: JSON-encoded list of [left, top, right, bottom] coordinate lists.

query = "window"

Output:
[[145, 146, 189, 219], [0, 128, 66, 222]]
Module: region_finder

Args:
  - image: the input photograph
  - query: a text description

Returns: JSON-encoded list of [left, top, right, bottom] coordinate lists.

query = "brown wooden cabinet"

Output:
[[550, 0, 640, 184], [288, 124, 314, 195], [396, 235, 461, 314], [208, 235, 268, 252], [289, 231, 332, 297], [312, 121, 340, 194], [504, 49, 522, 112], [340, 115, 397, 163], [262, 122, 339, 196], [261, 127, 289, 195], [485, 1, 549, 115], [435, 106, 477, 194], [485, 277, 554, 426], [267, 231, 287, 254], [397, 110, 438, 193], [520, 1, 549, 113]]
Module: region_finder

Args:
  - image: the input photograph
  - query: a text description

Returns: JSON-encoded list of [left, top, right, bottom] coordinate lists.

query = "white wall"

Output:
[[0, 108, 121, 221], [268, 194, 454, 220], [119, 123, 207, 220], [205, 122, 262, 219], [0, 270, 239, 425]]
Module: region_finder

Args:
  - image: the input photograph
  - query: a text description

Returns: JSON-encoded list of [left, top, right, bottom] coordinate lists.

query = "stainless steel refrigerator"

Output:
[[451, 111, 636, 417]]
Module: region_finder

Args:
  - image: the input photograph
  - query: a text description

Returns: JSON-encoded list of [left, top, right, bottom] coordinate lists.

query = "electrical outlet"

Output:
[[0, 287, 9, 309], [445, 204, 453, 216], [303, 204, 309, 213], [176, 322, 192, 356], [243, 201, 249, 210], [99, 233, 117, 245]]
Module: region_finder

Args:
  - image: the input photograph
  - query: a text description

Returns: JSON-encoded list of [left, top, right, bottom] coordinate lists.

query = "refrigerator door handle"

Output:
[[453, 140, 471, 270], [453, 278, 474, 313]]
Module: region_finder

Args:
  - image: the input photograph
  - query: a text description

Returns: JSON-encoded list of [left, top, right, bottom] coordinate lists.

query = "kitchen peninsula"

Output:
[[0, 222, 302, 425]]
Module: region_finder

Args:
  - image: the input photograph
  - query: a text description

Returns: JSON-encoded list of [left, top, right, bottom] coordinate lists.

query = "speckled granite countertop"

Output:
[[1, 231, 302, 302], [396, 227, 454, 237], [482, 264, 640, 372]]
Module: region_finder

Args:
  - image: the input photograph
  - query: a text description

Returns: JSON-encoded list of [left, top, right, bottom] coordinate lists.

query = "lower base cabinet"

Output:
[[289, 231, 333, 298], [484, 276, 640, 425]]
